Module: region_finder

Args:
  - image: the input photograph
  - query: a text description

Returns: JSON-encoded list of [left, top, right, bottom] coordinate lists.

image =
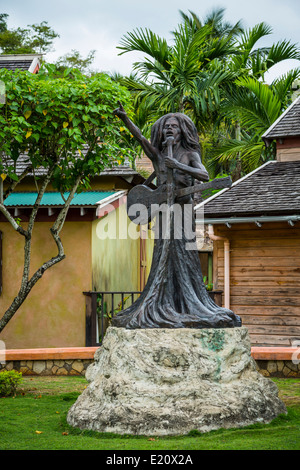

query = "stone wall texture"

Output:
[[0, 359, 92, 376], [1, 358, 299, 378], [256, 359, 300, 378]]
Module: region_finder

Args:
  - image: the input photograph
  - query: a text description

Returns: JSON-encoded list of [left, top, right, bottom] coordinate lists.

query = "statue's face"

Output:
[[162, 117, 181, 144]]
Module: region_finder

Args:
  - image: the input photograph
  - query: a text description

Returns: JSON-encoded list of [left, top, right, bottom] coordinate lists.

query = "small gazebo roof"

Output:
[[0, 54, 42, 73]]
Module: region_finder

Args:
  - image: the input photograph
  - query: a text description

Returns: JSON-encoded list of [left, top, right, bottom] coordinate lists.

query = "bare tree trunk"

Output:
[[0, 173, 82, 333], [0, 252, 66, 331]]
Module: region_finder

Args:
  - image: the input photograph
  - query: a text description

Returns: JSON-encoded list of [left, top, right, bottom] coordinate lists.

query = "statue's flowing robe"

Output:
[[112, 149, 242, 329]]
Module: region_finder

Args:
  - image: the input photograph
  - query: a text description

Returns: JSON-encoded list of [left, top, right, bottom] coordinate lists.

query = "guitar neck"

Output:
[[175, 177, 232, 198]]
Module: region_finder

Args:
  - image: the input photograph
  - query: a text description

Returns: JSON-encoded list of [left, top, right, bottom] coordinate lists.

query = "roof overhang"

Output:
[[262, 96, 300, 146], [196, 215, 300, 227], [96, 190, 127, 218]]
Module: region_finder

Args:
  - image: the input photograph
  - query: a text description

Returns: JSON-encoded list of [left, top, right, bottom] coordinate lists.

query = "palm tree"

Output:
[[178, 8, 244, 41], [202, 20, 300, 178], [212, 68, 300, 176], [117, 8, 300, 178], [117, 9, 239, 120], [229, 22, 300, 80]]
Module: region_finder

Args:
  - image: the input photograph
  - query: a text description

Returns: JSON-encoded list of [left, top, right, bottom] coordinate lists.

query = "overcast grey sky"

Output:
[[2, 0, 300, 82]]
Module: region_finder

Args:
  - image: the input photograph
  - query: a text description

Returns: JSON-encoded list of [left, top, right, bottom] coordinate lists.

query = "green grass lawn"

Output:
[[0, 376, 299, 450]]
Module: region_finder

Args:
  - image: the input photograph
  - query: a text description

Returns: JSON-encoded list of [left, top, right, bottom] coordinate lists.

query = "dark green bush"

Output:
[[0, 370, 23, 396]]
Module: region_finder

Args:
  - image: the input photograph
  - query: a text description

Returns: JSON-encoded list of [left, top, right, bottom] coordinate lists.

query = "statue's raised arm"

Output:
[[113, 102, 158, 161]]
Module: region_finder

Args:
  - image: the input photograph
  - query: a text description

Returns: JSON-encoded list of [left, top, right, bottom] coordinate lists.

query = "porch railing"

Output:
[[83, 290, 223, 347], [83, 291, 141, 346]]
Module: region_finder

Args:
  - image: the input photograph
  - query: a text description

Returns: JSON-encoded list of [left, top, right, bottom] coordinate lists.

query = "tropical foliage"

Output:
[[54, 49, 97, 76], [115, 8, 300, 178], [0, 13, 98, 76], [0, 65, 132, 331], [213, 71, 300, 174], [0, 14, 59, 54]]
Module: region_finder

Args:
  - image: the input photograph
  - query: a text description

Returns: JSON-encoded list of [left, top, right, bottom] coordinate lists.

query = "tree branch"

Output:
[[21, 168, 55, 287], [0, 250, 66, 333], [0, 202, 27, 236], [3, 164, 33, 200]]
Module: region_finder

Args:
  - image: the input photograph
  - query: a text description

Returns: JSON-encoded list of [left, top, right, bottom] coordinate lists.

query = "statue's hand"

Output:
[[165, 157, 179, 169], [113, 100, 126, 118]]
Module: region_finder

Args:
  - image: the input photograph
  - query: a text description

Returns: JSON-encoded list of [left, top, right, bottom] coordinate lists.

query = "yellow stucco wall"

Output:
[[92, 201, 154, 292], [0, 221, 92, 349], [92, 203, 139, 292]]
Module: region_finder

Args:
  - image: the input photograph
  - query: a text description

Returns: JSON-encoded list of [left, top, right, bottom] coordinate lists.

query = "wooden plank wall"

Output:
[[213, 223, 300, 347]]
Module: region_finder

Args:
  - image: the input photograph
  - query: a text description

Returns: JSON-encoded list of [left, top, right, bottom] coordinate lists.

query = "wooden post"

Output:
[[91, 292, 98, 346], [85, 293, 93, 347], [85, 292, 98, 347]]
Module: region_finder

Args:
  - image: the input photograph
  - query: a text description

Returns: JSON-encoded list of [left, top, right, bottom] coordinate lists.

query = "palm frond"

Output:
[[178, 10, 202, 32], [117, 28, 170, 69], [190, 67, 235, 118], [223, 76, 282, 134], [271, 68, 300, 104], [231, 22, 273, 70], [212, 136, 267, 173], [238, 22, 273, 53], [264, 39, 300, 70], [170, 23, 212, 85]]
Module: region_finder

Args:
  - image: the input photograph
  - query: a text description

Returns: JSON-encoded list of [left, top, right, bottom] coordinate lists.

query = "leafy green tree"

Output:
[[178, 8, 243, 43], [190, 17, 300, 177], [55, 49, 97, 75], [27, 21, 59, 54], [0, 13, 8, 33], [0, 26, 33, 54], [0, 65, 132, 332], [115, 8, 243, 175], [0, 14, 59, 54]]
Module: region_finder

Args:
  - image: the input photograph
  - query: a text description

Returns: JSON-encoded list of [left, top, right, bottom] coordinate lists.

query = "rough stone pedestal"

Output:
[[67, 326, 286, 436]]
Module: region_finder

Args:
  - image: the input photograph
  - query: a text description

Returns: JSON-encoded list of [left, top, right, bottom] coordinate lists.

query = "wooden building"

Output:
[[196, 97, 300, 348]]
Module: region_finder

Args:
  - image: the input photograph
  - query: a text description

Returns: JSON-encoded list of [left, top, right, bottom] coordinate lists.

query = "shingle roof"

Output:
[[0, 54, 42, 73], [2, 152, 141, 178], [262, 97, 300, 145], [201, 161, 300, 219], [4, 191, 116, 208], [0, 60, 33, 71]]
